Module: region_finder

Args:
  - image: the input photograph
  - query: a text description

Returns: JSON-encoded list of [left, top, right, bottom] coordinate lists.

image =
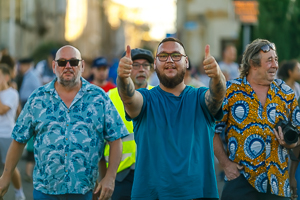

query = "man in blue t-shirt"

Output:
[[117, 37, 226, 200]]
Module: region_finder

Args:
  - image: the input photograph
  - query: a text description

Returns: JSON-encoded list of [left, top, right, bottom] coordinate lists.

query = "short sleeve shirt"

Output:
[[215, 77, 300, 197], [12, 78, 129, 195], [126, 86, 223, 200]]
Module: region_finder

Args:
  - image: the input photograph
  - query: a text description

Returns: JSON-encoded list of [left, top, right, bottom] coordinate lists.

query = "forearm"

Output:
[[117, 77, 143, 118], [0, 99, 10, 115], [206, 74, 226, 116], [290, 146, 300, 176], [105, 138, 122, 179], [2, 140, 26, 178], [117, 76, 136, 104], [213, 134, 230, 168], [99, 159, 107, 180]]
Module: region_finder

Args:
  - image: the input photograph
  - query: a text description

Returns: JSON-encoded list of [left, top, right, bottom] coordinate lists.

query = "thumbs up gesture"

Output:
[[118, 45, 133, 79], [203, 45, 222, 78]]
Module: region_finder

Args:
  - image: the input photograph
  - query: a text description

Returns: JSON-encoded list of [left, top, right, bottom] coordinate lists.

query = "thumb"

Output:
[[205, 44, 210, 59], [236, 164, 244, 170], [126, 45, 131, 58]]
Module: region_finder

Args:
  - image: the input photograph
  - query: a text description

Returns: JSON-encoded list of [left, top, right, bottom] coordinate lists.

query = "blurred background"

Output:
[[1, 0, 300, 199], [1, 0, 300, 68]]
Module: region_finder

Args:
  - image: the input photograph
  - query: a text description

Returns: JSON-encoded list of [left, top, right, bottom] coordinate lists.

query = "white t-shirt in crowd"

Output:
[[0, 87, 19, 138]]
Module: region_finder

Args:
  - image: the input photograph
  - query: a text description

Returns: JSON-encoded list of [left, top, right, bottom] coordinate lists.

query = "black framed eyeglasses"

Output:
[[55, 59, 82, 67], [255, 43, 276, 54], [132, 63, 150, 70], [156, 53, 187, 62]]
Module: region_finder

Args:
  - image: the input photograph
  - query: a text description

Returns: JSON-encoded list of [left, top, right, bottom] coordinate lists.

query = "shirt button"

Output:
[[66, 138, 68, 140], [66, 124, 69, 126], [66, 170, 68, 172], [68, 110, 70, 113], [65, 154, 67, 156]]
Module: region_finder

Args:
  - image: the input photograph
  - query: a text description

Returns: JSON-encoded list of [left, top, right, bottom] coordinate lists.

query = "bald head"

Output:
[[55, 45, 82, 60]]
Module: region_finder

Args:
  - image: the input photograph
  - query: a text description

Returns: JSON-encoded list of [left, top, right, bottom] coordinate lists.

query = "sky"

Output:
[[112, 0, 177, 40]]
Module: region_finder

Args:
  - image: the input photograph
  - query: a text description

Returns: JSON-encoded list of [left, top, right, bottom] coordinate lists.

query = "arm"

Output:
[[117, 45, 143, 119], [203, 45, 226, 117], [290, 146, 300, 200], [94, 138, 122, 200], [213, 134, 243, 181], [0, 140, 26, 197], [0, 99, 10, 115]]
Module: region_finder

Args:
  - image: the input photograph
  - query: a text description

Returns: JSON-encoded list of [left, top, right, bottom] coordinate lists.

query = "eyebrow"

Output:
[[158, 51, 181, 54]]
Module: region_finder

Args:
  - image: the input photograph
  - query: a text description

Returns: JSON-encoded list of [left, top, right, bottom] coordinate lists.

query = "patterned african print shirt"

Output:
[[12, 78, 129, 195], [215, 77, 300, 197]]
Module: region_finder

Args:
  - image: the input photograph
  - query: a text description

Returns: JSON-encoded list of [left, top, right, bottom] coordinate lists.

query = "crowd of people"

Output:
[[0, 37, 299, 200]]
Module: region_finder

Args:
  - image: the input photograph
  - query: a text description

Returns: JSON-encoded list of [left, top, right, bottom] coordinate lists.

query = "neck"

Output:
[[94, 79, 107, 87], [159, 82, 186, 96], [0, 83, 9, 91], [223, 58, 232, 64], [55, 80, 81, 93], [246, 74, 271, 89], [135, 83, 148, 90]]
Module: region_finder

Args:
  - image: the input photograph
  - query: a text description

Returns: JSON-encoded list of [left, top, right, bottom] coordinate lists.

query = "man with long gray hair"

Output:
[[214, 39, 300, 200]]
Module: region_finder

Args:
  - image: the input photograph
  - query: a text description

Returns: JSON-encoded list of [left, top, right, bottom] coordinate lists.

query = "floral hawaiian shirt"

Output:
[[12, 78, 129, 195], [215, 77, 300, 197]]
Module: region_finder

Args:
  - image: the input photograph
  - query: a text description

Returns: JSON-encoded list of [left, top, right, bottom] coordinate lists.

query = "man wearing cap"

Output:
[[90, 57, 116, 92], [99, 48, 154, 200]]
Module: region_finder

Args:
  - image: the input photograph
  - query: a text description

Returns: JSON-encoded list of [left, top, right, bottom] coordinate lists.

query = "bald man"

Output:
[[0, 45, 128, 200]]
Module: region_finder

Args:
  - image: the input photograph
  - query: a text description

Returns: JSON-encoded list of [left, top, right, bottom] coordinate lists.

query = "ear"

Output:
[[52, 60, 56, 73], [154, 59, 157, 70], [186, 57, 189, 69], [81, 60, 85, 73]]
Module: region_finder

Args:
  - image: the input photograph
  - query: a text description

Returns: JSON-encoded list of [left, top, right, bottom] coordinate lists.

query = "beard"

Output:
[[155, 67, 186, 88], [55, 68, 81, 88]]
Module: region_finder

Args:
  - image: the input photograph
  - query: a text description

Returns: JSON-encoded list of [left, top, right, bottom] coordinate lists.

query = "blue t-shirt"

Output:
[[126, 86, 223, 200]]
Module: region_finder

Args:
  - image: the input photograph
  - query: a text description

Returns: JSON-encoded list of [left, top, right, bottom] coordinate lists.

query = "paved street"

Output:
[[0, 154, 33, 200]]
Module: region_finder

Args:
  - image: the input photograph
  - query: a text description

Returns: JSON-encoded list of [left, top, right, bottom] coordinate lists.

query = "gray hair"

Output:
[[240, 39, 276, 77]]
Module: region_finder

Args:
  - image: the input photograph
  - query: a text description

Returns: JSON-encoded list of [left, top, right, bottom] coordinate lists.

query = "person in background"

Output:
[[214, 39, 300, 200], [218, 44, 240, 80], [0, 64, 25, 200], [277, 59, 300, 200], [184, 58, 205, 88], [90, 57, 116, 92], [34, 49, 57, 85], [0, 45, 128, 200], [99, 48, 154, 200], [16, 58, 42, 107], [117, 37, 226, 199]]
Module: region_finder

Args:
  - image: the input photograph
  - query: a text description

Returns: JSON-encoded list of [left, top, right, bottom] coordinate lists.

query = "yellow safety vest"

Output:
[[104, 85, 154, 173]]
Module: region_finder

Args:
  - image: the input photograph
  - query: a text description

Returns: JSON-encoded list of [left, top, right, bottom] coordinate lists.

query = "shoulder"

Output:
[[273, 79, 294, 95]]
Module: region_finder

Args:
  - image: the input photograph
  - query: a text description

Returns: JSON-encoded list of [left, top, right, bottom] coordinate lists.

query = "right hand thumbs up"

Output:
[[118, 45, 133, 79]]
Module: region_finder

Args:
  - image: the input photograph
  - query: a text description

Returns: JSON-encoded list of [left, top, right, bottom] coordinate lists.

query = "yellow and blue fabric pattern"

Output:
[[215, 77, 300, 197]]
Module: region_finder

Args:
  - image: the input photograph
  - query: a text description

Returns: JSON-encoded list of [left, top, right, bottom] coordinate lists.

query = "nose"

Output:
[[65, 61, 72, 68], [166, 54, 173, 62]]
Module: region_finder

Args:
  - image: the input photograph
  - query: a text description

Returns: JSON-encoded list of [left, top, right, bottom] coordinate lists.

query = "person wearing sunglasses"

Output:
[[214, 39, 300, 200], [0, 45, 129, 200], [117, 37, 226, 200]]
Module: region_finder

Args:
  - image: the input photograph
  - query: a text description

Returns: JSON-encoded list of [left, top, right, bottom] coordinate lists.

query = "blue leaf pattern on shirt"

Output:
[[11, 78, 129, 195]]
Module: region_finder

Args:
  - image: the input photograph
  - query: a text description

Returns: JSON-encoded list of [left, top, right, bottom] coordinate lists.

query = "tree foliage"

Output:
[[255, 0, 300, 61]]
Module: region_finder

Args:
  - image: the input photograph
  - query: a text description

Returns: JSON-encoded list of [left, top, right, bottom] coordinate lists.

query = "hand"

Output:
[[202, 45, 222, 78], [93, 175, 115, 200], [0, 176, 11, 198], [223, 160, 243, 181], [117, 45, 133, 79], [274, 127, 298, 149], [290, 175, 298, 200]]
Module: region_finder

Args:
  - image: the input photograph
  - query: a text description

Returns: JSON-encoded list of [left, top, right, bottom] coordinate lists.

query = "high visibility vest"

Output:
[[104, 85, 154, 173]]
